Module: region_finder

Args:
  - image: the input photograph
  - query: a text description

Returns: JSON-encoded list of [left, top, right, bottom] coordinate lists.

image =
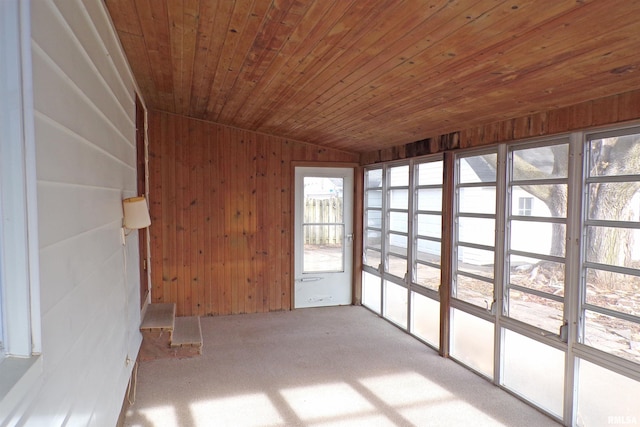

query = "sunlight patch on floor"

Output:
[[190, 393, 284, 427], [280, 382, 375, 422], [359, 371, 503, 426], [358, 371, 453, 406], [130, 405, 177, 427]]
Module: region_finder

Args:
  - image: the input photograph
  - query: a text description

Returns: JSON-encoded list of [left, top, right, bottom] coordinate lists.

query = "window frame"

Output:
[[452, 147, 499, 315], [574, 126, 640, 381], [0, 0, 41, 361], [503, 138, 570, 337]]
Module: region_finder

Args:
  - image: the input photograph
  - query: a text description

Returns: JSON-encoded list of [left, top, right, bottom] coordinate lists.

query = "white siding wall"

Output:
[[12, 0, 142, 425]]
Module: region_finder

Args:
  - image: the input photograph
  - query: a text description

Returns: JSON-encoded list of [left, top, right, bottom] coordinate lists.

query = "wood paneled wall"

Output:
[[148, 111, 358, 316], [361, 89, 640, 165]]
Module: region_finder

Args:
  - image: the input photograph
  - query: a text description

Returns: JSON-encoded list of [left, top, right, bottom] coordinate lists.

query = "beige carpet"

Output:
[[124, 306, 559, 427]]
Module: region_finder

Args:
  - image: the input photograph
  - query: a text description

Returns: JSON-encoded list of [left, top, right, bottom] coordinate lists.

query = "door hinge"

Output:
[[143, 259, 147, 271]]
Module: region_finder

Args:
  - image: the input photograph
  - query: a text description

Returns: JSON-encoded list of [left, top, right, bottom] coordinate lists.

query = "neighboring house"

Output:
[[1, 1, 142, 425]]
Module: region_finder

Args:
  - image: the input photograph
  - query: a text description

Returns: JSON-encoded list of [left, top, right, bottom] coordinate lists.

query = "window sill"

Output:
[[0, 355, 42, 421]]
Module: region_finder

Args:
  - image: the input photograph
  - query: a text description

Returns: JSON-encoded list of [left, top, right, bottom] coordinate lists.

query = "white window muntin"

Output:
[[453, 148, 498, 312]]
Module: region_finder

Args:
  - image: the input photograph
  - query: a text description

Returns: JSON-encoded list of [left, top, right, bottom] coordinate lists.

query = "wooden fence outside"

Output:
[[304, 197, 344, 245]]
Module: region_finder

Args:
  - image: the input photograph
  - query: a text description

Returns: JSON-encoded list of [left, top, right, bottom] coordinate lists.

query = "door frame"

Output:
[[135, 94, 149, 308], [290, 162, 360, 309]]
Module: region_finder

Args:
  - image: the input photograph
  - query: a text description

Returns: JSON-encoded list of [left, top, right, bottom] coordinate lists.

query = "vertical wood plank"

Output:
[[163, 114, 177, 306], [148, 112, 359, 315], [256, 135, 268, 312], [280, 140, 292, 310], [175, 115, 186, 315], [149, 112, 163, 303]]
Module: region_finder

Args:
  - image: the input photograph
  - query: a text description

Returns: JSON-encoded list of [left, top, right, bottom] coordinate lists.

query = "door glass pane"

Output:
[[301, 173, 344, 275], [502, 330, 565, 417], [303, 225, 344, 272]]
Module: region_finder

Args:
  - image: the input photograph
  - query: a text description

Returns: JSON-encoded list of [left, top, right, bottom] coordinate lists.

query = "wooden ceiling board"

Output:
[[292, 1, 597, 139], [106, 0, 640, 153], [232, 0, 356, 127], [314, 1, 640, 147]]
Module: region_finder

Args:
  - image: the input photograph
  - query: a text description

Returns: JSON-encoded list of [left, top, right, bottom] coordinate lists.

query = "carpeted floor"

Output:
[[124, 306, 559, 427]]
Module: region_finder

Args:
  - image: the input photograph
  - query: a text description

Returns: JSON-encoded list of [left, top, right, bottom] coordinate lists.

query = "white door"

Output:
[[294, 167, 353, 308]]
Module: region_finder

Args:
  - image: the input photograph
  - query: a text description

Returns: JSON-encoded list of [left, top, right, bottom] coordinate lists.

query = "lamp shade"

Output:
[[123, 196, 151, 229]]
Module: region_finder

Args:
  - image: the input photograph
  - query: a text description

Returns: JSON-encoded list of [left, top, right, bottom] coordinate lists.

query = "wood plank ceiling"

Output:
[[106, 0, 640, 153]]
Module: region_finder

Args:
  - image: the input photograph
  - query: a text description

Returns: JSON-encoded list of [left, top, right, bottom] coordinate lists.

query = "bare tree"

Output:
[[475, 135, 640, 290]]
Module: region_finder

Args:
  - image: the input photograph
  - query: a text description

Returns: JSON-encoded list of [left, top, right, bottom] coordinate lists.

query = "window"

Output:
[[362, 129, 640, 424], [363, 169, 382, 271], [411, 158, 443, 347], [362, 157, 443, 347], [0, 0, 42, 410], [506, 142, 568, 334], [413, 160, 443, 291], [517, 197, 533, 216], [0, 0, 40, 361], [385, 165, 409, 280], [453, 151, 497, 310], [580, 129, 640, 365]]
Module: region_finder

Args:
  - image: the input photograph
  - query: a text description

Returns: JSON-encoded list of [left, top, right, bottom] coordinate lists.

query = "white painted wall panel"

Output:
[[34, 113, 134, 188], [8, 0, 144, 425], [30, 0, 133, 137], [30, 44, 134, 166]]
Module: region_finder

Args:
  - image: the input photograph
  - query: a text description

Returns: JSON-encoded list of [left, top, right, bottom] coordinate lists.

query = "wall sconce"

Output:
[[122, 196, 151, 240]]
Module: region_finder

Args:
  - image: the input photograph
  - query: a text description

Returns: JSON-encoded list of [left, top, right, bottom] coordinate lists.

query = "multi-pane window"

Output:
[[506, 142, 568, 334], [385, 165, 409, 280], [453, 151, 497, 309], [581, 129, 640, 364], [517, 197, 533, 216], [363, 169, 382, 271], [413, 160, 443, 291], [361, 128, 640, 424]]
